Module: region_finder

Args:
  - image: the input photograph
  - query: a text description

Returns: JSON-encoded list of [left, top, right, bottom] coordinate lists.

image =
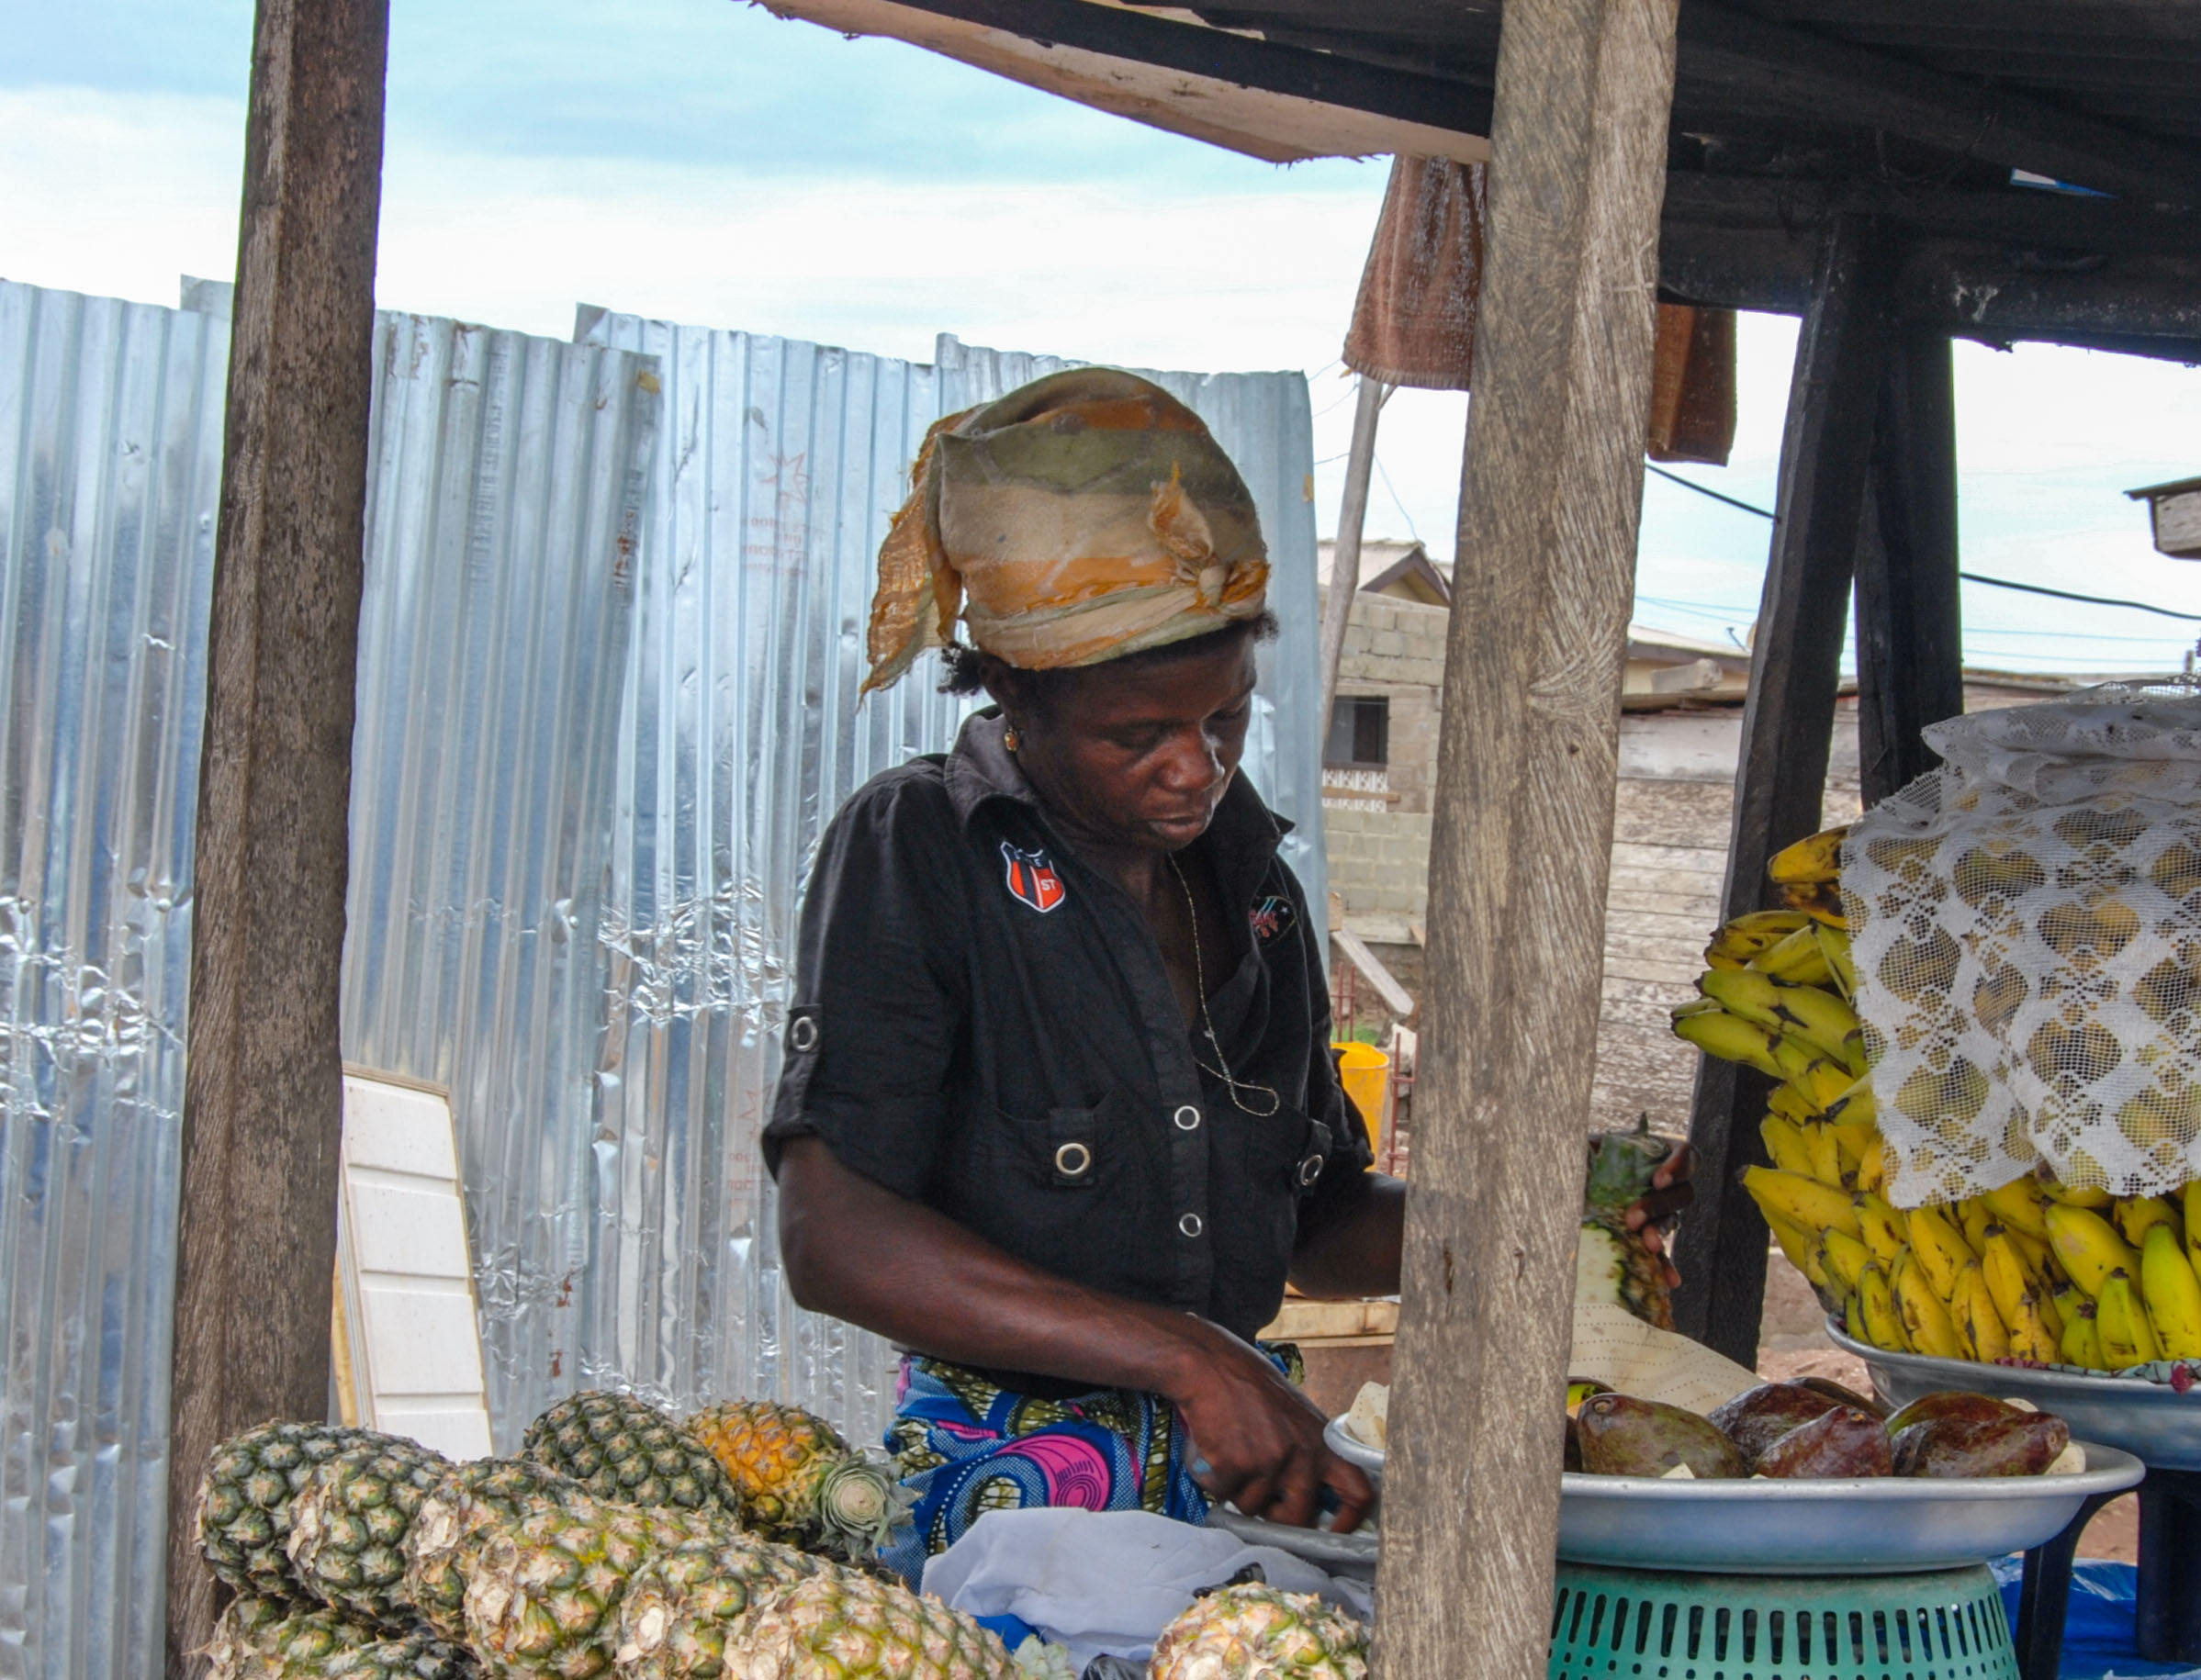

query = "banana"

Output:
[[1767, 1211, 1827, 1287], [2114, 1194, 2184, 1252], [1673, 1007, 1790, 1080], [1816, 924, 1858, 1000], [2097, 1269, 2162, 1368], [1767, 1082, 1824, 1126], [1982, 1179, 2054, 1243], [1824, 1072, 1877, 1127], [2050, 1280, 2086, 1346], [1743, 1166, 1865, 1240], [1953, 1261, 2013, 1361], [1844, 1289, 1868, 1343], [1704, 910, 1814, 969], [1759, 1114, 1817, 1180], [1804, 1120, 1848, 1191], [2139, 1222, 2201, 1360], [2042, 1176, 2113, 1210], [1769, 983, 1868, 1074], [1768, 825, 1848, 886], [2187, 1180, 2201, 1278], [1959, 1196, 1992, 1256], [1857, 1263, 1908, 1352], [1893, 1252, 1966, 1360], [1907, 1204, 1980, 1304], [1772, 1040, 1861, 1109], [1697, 967, 1786, 1028], [1856, 1193, 1911, 1269], [1829, 1117, 1877, 1182], [1982, 1226, 2039, 1330], [2061, 1297, 2106, 1370], [2010, 1227, 2060, 1286], [1820, 1227, 1873, 1294], [2045, 1203, 2139, 1297], [1751, 924, 1835, 986], [1855, 1133, 1888, 1194], [2004, 1292, 2060, 1363], [1780, 878, 1848, 929]]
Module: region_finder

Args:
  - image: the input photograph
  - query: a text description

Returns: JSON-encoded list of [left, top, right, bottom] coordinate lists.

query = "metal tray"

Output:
[[1554, 1442, 2142, 1574], [1827, 1320, 2201, 1472], [1204, 1506, 1380, 1580]]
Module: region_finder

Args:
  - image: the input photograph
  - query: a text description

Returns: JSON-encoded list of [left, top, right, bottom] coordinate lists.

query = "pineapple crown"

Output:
[[1584, 1114, 1674, 1213]]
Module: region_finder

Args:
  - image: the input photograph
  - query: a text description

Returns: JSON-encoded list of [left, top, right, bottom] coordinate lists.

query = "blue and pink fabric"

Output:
[[877, 1355, 1210, 1584]]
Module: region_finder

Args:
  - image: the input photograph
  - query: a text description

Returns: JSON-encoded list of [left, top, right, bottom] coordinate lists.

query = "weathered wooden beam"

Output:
[[1657, 220, 2201, 363], [1673, 214, 1893, 1367], [830, 0, 1497, 135], [1854, 330, 1964, 806], [1376, 0, 1676, 1673], [165, 0, 388, 1673], [1673, 1, 2201, 206]]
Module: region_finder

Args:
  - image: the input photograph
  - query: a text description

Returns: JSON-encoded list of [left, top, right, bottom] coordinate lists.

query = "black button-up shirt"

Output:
[[764, 710, 1372, 1376]]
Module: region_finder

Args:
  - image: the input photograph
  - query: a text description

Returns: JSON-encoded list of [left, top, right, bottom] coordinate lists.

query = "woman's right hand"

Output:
[[1165, 1320, 1376, 1534]]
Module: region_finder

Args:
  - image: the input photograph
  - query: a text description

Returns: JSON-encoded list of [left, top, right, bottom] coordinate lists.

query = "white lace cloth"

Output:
[[1845, 682, 2201, 1205]]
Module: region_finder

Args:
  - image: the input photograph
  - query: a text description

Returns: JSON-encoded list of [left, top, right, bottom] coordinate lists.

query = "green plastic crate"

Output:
[[1550, 1562, 2018, 1680]]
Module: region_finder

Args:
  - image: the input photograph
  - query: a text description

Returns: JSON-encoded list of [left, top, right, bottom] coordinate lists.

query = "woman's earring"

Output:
[[1003, 723, 1021, 753]]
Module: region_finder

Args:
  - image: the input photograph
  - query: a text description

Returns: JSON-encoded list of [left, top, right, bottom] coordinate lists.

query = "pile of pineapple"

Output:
[[192, 1391, 1370, 1680], [1675, 827, 2201, 1373]]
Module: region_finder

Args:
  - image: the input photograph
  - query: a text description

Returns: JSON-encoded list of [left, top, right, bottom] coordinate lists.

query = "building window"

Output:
[[1324, 695, 1389, 768]]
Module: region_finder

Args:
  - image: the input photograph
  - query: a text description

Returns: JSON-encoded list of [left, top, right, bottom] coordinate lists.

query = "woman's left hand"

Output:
[[1623, 1141, 1696, 1289]]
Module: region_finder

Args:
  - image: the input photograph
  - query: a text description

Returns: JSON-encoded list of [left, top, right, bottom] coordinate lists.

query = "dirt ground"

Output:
[[1757, 1245, 2138, 1562]]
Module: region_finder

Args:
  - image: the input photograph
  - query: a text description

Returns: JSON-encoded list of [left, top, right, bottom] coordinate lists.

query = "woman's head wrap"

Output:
[[861, 368, 1270, 692]]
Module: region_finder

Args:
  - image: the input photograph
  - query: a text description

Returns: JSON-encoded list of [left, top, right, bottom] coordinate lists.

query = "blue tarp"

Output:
[[1992, 1558, 2201, 1680]]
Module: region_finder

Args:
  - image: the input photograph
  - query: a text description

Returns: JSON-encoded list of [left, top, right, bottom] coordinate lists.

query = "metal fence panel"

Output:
[[0, 280, 225, 1680], [335, 314, 660, 1444]]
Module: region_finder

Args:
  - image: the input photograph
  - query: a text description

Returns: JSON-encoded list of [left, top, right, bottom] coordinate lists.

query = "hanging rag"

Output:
[[861, 368, 1270, 692], [1341, 153, 1736, 464]]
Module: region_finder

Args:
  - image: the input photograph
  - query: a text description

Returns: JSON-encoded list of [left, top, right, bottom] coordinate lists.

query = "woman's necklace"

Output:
[[1167, 852, 1280, 1116]]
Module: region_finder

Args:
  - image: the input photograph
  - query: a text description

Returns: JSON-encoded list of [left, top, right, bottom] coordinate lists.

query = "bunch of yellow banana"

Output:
[[1675, 823, 2201, 1372]]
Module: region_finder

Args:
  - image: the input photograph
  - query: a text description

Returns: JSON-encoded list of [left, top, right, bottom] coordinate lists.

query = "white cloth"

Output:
[[921, 1507, 1373, 1669]]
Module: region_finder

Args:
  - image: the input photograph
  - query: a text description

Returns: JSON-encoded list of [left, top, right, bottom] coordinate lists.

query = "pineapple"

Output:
[[684, 1402, 909, 1561], [719, 1571, 1018, 1680], [287, 1436, 454, 1628], [457, 1484, 737, 1680], [1147, 1585, 1369, 1680], [612, 1532, 826, 1680], [205, 1595, 473, 1680], [1578, 1115, 1679, 1329], [402, 1460, 603, 1643], [522, 1393, 741, 1518], [197, 1422, 380, 1599]]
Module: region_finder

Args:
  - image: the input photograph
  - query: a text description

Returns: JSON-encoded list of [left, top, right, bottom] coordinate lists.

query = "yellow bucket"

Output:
[[1333, 1041, 1390, 1161]]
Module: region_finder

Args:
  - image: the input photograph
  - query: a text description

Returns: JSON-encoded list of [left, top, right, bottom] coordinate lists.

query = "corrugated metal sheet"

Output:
[[0, 280, 225, 1680], [572, 308, 965, 1441], [334, 314, 660, 1442]]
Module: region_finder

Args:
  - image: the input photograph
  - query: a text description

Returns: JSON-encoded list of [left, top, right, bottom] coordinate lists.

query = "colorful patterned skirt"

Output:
[[877, 1349, 1301, 1585]]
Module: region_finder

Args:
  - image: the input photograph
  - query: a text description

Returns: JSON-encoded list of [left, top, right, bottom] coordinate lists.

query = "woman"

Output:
[[764, 368, 1686, 1581]]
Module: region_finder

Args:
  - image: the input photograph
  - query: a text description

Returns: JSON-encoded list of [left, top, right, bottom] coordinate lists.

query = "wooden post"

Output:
[[1854, 330, 1962, 806], [1374, 0, 1676, 1673], [165, 1, 388, 1673], [1671, 214, 1895, 1364], [1316, 375, 1386, 733]]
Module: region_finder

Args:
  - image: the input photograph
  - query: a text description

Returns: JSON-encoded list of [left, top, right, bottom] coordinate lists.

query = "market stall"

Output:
[[161, 2, 2201, 1680]]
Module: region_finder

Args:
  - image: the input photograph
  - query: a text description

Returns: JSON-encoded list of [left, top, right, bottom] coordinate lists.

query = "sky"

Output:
[[9, 0, 2201, 674]]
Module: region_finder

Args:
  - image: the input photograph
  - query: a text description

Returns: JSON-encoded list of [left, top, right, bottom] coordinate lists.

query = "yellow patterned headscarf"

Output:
[[861, 369, 1270, 693]]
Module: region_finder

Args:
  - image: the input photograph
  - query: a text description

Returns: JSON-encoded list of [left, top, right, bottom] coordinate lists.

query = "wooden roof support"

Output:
[[1855, 330, 1964, 806], [1672, 214, 1894, 1366], [163, 1, 388, 1673], [1376, 0, 1676, 1671]]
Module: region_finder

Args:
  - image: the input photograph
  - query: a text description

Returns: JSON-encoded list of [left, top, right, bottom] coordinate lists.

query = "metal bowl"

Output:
[[1826, 1319, 2201, 1472], [1555, 1442, 2143, 1574], [1322, 1415, 1386, 1487]]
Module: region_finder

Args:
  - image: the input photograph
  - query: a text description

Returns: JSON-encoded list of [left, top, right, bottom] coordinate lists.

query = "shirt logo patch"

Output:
[[1250, 894, 1296, 944], [1001, 841, 1067, 914]]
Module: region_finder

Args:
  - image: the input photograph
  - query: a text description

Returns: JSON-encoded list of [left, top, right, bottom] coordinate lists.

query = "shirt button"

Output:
[[1173, 1104, 1201, 1131], [1178, 1213, 1204, 1238]]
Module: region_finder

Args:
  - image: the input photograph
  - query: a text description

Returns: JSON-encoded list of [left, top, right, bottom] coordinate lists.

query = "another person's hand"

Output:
[[1165, 1322, 1375, 1535], [1623, 1141, 1696, 1289]]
